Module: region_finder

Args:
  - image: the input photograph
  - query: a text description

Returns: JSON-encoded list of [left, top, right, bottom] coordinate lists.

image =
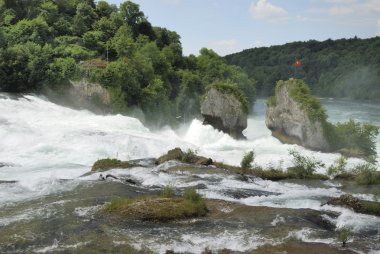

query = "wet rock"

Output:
[[223, 188, 278, 199], [157, 148, 213, 166], [201, 87, 247, 139], [91, 159, 130, 172], [69, 78, 111, 106], [325, 194, 380, 217], [265, 79, 331, 151], [157, 148, 184, 164], [0, 180, 17, 184]]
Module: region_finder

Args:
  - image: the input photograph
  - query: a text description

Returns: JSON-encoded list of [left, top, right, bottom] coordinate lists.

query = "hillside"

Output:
[[0, 0, 255, 125], [225, 37, 380, 99]]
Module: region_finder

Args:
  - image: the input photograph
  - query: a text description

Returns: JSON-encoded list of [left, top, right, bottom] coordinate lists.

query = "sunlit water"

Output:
[[0, 93, 379, 253]]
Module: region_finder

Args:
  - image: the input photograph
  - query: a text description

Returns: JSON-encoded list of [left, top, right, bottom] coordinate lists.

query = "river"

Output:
[[0, 93, 379, 253]]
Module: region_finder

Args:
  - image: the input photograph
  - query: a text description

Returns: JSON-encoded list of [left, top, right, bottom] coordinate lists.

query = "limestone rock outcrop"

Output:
[[201, 87, 247, 139], [69, 79, 111, 106], [265, 79, 331, 151]]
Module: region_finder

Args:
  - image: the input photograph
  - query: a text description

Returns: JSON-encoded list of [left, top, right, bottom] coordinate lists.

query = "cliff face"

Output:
[[265, 80, 331, 151], [201, 87, 247, 139], [69, 79, 110, 106]]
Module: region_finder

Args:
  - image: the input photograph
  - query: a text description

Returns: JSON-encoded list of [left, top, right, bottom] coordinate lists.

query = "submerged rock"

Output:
[[265, 79, 331, 151], [201, 87, 247, 139]]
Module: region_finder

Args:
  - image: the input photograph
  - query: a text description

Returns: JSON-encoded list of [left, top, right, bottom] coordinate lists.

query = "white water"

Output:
[[1, 93, 380, 253], [0, 94, 379, 205]]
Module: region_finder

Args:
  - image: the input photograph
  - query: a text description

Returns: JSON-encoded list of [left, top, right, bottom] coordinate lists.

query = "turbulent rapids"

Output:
[[0, 93, 379, 253]]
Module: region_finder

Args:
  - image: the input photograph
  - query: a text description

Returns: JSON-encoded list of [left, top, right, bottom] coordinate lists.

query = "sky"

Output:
[[106, 0, 380, 56]]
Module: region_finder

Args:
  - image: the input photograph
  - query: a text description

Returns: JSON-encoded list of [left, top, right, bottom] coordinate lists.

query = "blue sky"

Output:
[[106, 0, 380, 56]]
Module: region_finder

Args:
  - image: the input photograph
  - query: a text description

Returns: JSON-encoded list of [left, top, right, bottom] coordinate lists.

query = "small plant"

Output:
[[161, 185, 174, 198], [182, 149, 197, 163], [327, 156, 347, 177], [336, 226, 353, 247], [354, 163, 379, 185], [183, 187, 202, 203], [288, 149, 324, 178], [240, 150, 255, 174]]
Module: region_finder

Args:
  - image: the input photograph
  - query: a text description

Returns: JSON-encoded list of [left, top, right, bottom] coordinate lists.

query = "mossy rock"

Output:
[[325, 194, 380, 217], [157, 147, 184, 164], [91, 158, 130, 172], [104, 197, 208, 222]]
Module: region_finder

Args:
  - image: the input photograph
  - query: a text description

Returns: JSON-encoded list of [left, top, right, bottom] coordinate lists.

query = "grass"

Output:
[[353, 163, 380, 185], [240, 150, 254, 173], [104, 188, 208, 222], [91, 158, 130, 172], [336, 227, 353, 247]]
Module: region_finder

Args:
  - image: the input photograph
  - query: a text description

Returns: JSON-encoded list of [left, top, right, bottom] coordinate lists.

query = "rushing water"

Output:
[[0, 93, 379, 253]]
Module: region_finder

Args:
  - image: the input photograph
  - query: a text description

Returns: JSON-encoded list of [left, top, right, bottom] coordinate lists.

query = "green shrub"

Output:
[[161, 185, 174, 198], [104, 197, 132, 212], [332, 119, 379, 159], [336, 226, 353, 247], [327, 156, 347, 177], [183, 188, 202, 202], [354, 163, 379, 185], [288, 149, 324, 178], [182, 149, 197, 163], [266, 96, 276, 107], [240, 150, 254, 174]]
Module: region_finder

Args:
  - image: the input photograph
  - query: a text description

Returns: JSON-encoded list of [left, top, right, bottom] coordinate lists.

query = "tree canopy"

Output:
[[225, 37, 380, 100], [0, 0, 255, 125]]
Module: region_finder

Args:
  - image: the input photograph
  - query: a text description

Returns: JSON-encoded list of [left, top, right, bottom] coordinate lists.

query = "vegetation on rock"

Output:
[[91, 158, 130, 171], [267, 79, 379, 159], [104, 187, 208, 221], [240, 150, 254, 173], [326, 194, 380, 217]]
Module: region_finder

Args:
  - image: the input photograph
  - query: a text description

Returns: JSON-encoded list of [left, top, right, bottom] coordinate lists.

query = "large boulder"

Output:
[[69, 78, 111, 106], [201, 87, 247, 139], [265, 79, 331, 151]]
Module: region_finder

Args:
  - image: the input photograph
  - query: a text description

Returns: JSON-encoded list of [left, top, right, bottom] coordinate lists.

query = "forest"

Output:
[[225, 37, 380, 99], [0, 0, 255, 125]]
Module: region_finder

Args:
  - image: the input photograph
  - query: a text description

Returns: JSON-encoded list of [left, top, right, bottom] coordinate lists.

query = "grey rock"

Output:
[[69, 79, 111, 106], [265, 82, 331, 151], [201, 88, 247, 139]]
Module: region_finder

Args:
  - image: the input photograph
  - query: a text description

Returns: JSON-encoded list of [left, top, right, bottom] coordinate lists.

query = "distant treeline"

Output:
[[0, 0, 255, 125], [225, 37, 380, 99]]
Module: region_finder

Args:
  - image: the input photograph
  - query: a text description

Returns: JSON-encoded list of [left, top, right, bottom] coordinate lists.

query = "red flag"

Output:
[[295, 58, 301, 67]]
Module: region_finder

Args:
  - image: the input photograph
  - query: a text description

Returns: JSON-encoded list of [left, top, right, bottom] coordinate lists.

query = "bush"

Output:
[[183, 187, 202, 203], [332, 119, 379, 159], [240, 150, 254, 173], [288, 149, 324, 178], [354, 163, 380, 185], [161, 185, 174, 198], [336, 226, 353, 247], [327, 156, 347, 177], [182, 149, 197, 163]]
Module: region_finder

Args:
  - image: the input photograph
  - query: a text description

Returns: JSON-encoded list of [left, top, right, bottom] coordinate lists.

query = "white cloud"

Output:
[[210, 39, 239, 56], [249, 0, 288, 22]]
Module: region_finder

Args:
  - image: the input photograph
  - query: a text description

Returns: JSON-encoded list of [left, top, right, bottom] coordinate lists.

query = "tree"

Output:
[[111, 25, 135, 58], [72, 3, 97, 35], [119, 1, 145, 36]]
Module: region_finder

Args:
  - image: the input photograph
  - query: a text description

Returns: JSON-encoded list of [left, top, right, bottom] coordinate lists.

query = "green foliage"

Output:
[[288, 149, 325, 178], [183, 187, 202, 203], [336, 227, 353, 247], [226, 37, 380, 100], [327, 156, 347, 177], [182, 149, 197, 163], [240, 150, 254, 172], [353, 163, 380, 185], [161, 185, 174, 198], [0, 0, 256, 128], [332, 119, 379, 158]]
